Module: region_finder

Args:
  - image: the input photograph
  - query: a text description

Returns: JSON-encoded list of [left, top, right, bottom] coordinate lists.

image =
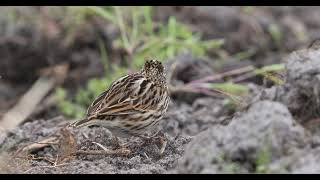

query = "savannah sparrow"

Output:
[[70, 60, 170, 153]]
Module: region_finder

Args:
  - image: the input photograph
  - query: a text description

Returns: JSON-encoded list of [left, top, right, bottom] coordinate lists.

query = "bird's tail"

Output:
[[68, 118, 92, 129]]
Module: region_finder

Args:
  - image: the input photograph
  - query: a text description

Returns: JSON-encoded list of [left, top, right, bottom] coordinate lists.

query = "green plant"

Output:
[[255, 63, 285, 85], [209, 82, 249, 106], [209, 82, 249, 96], [55, 36, 128, 118], [268, 23, 283, 47], [56, 6, 224, 118], [55, 87, 86, 119], [254, 63, 285, 75], [255, 146, 271, 173], [76, 6, 224, 69], [55, 67, 127, 119], [216, 152, 241, 174], [223, 162, 241, 174], [233, 49, 256, 60], [242, 6, 255, 14]]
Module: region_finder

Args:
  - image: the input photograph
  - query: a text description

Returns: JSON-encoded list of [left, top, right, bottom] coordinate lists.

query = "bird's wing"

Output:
[[87, 73, 158, 119], [86, 90, 109, 116]]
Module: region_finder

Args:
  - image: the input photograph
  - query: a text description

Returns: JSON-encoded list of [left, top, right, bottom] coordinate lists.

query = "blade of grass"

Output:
[[208, 82, 249, 96], [98, 38, 110, 74], [143, 6, 154, 35], [86, 6, 117, 25], [114, 6, 131, 53], [130, 8, 139, 47], [254, 63, 285, 75]]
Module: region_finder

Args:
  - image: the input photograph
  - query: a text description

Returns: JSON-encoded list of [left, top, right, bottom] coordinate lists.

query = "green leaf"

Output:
[[55, 87, 67, 100], [209, 82, 249, 96], [202, 39, 225, 50], [143, 6, 154, 35], [254, 63, 285, 75], [168, 16, 177, 40], [98, 38, 110, 73], [233, 49, 256, 60], [56, 6, 228, 119], [256, 147, 271, 173], [86, 6, 117, 24], [268, 23, 283, 44]]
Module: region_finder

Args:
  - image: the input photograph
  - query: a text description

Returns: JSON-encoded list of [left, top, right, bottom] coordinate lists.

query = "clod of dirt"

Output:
[[286, 47, 320, 92], [176, 100, 309, 173], [1, 115, 192, 174], [285, 47, 320, 119], [285, 147, 320, 173], [159, 98, 232, 137], [258, 47, 320, 125], [1, 94, 234, 174], [24, 131, 191, 174], [265, 136, 320, 174]]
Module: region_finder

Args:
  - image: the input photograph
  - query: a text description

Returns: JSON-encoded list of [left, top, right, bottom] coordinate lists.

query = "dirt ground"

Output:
[[1, 6, 320, 174]]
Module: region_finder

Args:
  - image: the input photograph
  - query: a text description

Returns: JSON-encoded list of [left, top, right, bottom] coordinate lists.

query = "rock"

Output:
[[286, 48, 320, 89], [160, 98, 230, 137], [266, 146, 320, 174], [176, 126, 227, 173], [284, 48, 320, 121], [224, 101, 307, 162], [290, 147, 320, 173], [176, 101, 309, 173], [258, 48, 320, 124]]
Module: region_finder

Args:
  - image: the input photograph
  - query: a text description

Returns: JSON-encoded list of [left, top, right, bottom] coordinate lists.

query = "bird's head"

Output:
[[142, 59, 166, 85]]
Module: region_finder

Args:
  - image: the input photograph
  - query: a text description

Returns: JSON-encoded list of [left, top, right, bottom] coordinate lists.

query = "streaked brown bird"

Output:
[[70, 59, 170, 154]]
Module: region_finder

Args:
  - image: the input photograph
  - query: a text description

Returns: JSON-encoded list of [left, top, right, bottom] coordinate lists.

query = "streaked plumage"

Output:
[[70, 60, 170, 138]]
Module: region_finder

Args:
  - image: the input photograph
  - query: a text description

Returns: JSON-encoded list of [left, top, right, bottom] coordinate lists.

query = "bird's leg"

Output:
[[85, 142, 130, 157], [111, 136, 119, 148], [138, 131, 160, 146], [111, 136, 129, 149], [140, 130, 162, 141], [138, 131, 167, 156], [157, 134, 167, 155], [153, 131, 167, 155]]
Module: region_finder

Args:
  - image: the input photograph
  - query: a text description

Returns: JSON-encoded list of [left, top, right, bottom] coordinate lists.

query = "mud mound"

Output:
[[1, 97, 228, 174], [175, 101, 309, 173], [259, 46, 320, 125], [1, 115, 191, 174]]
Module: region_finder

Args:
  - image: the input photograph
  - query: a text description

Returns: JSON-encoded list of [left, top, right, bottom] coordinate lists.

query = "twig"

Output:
[[0, 64, 68, 142], [92, 142, 109, 151], [76, 148, 131, 156], [188, 65, 255, 84], [170, 82, 244, 105], [0, 77, 56, 133], [232, 72, 257, 83], [303, 118, 320, 127], [168, 65, 255, 105], [28, 154, 56, 164], [31, 93, 57, 117], [195, 86, 243, 105], [14, 137, 59, 156]]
